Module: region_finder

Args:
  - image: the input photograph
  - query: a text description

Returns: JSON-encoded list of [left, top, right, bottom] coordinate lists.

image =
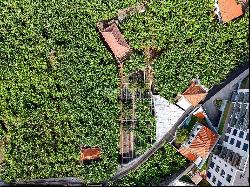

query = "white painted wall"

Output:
[[207, 154, 237, 186], [223, 127, 249, 158]]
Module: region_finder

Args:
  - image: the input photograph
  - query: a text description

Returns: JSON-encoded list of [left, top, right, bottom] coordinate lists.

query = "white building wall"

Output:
[[223, 127, 249, 157], [207, 154, 237, 186]]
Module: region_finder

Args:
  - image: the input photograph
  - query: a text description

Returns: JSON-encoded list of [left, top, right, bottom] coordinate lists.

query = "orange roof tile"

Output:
[[178, 125, 218, 162], [182, 82, 207, 107], [179, 148, 197, 162], [101, 23, 130, 61], [218, 0, 243, 23], [80, 148, 101, 161], [194, 112, 206, 119]]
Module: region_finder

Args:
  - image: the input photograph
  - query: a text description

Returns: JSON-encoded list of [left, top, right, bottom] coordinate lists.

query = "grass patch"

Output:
[[217, 122, 225, 135], [218, 101, 233, 134]]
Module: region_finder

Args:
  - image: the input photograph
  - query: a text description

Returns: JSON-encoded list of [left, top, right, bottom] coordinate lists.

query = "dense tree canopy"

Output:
[[0, 0, 248, 185], [0, 0, 141, 184], [121, 0, 249, 99]]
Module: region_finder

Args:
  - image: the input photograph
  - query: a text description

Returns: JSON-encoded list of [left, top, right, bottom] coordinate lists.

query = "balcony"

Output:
[[214, 145, 242, 169]]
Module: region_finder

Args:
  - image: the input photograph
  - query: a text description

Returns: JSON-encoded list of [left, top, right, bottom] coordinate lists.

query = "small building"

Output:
[[214, 0, 244, 23], [80, 147, 101, 161], [99, 22, 131, 63], [176, 80, 208, 111], [178, 122, 219, 169]]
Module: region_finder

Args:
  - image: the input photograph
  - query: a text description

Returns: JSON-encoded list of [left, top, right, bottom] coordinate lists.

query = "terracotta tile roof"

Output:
[[80, 148, 101, 161], [218, 0, 243, 23], [101, 23, 130, 61], [182, 82, 207, 107], [194, 112, 206, 119], [178, 125, 218, 162]]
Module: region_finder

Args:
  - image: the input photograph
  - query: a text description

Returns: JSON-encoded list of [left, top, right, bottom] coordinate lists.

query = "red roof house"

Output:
[[80, 147, 101, 161], [216, 0, 244, 23], [178, 123, 218, 168], [100, 23, 131, 62], [182, 81, 208, 107], [194, 112, 207, 119], [176, 80, 208, 110]]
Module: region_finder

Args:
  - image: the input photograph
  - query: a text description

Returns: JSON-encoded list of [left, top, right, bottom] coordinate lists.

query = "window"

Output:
[[239, 131, 244, 138], [243, 143, 248, 152], [210, 161, 215, 169], [224, 135, 229, 142], [230, 138, 235, 145], [220, 169, 225, 177], [207, 171, 211, 179], [240, 174, 244, 179], [212, 176, 216, 184], [231, 168, 234, 172], [236, 140, 241, 148], [215, 165, 220, 173], [191, 134, 195, 137], [225, 164, 227, 167], [233, 129, 237, 136], [217, 181, 222, 186], [227, 127, 231, 134], [226, 174, 232, 183], [246, 133, 249, 141], [188, 141, 191, 144]]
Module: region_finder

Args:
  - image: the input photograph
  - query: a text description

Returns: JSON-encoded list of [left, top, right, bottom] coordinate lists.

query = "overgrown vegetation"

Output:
[[0, 0, 142, 184], [175, 128, 190, 144], [175, 115, 202, 144], [112, 143, 187, 186], [120, 0, 249, 99], [135, 99, 156, 155], [0, 0, 248, 185]]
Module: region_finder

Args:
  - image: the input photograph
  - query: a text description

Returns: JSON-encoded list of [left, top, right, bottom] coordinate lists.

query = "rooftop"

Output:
[[80, 148, 101, 161], [182, 81, 207, 107], [153, 95, 185, 142], [100, 23, 131, 62], [179, 124, 218, 164], [217, 0, 244, 23]]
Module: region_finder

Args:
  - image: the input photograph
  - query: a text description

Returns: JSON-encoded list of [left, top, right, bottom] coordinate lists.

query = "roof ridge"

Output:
[[182, 92, 207, 96]]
